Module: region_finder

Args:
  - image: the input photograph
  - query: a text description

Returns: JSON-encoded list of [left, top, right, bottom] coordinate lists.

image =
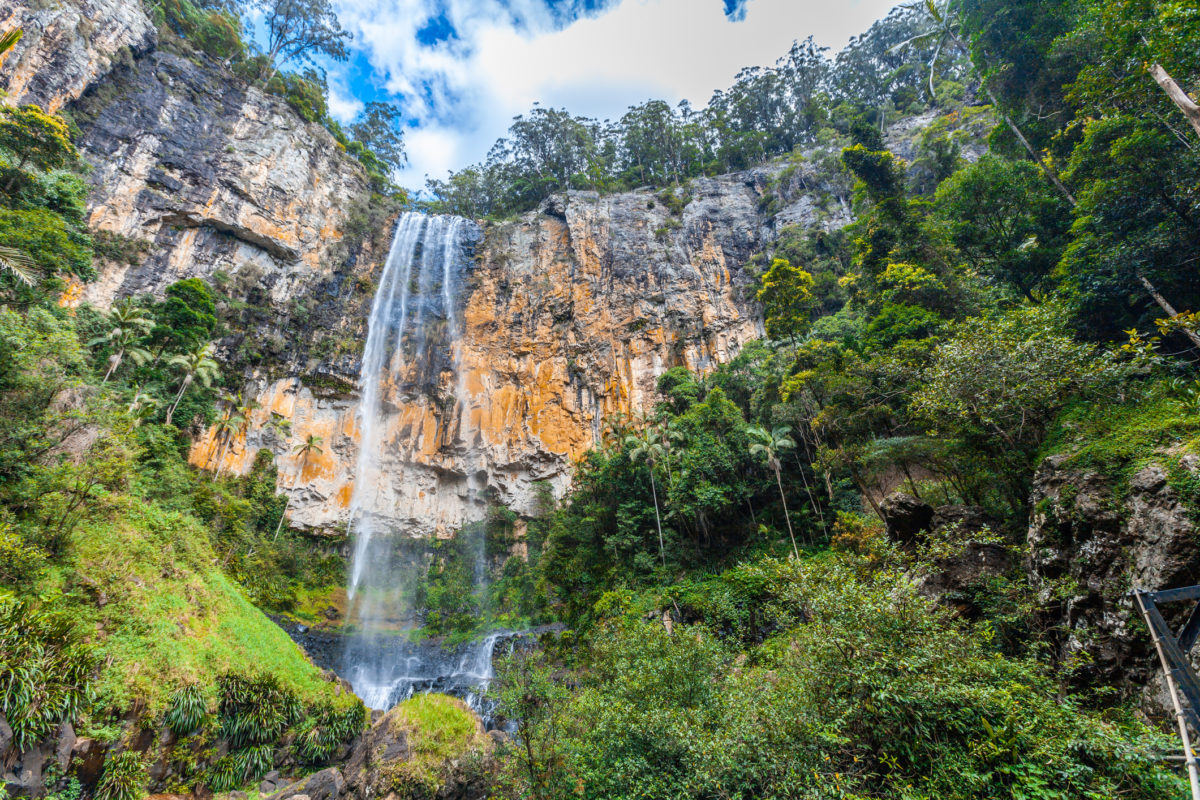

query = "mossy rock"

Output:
[[373, 695, 491, 800]]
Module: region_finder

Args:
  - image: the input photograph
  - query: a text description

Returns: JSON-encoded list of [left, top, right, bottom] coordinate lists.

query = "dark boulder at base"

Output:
[[264, 767, 344, 800], [879, 493, 934, 546]]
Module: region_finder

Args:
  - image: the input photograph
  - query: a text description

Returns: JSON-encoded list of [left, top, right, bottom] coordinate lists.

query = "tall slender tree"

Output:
[[274, 434, 323, 541], [625, 427, 668, 567], [165, 342, 219, 426], [90, 301, 155, 384], [256, 0, 351, 84], [748, 425, 802, 558]]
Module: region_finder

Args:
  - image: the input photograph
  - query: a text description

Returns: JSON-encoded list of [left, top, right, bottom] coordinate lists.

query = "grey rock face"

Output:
[[0, 0, 156, 111], [72, 49, 371, 316], [267, 767, 344, 800], [1027, 455, 1200, 712]]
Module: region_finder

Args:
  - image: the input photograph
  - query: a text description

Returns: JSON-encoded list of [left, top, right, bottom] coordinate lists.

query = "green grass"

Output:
[[38, 495, 347, 725], [1041, 380, 1200, 479]]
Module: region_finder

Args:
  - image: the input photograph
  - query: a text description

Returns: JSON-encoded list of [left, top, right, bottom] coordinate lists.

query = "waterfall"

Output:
[[340, 211, 499, 717]]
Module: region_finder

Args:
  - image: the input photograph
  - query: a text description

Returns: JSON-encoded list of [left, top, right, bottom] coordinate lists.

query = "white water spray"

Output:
[[340, 212, 501, 717]]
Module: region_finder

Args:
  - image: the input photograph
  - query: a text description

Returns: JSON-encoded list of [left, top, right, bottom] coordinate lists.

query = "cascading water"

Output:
[[339, 211, 501, 717]]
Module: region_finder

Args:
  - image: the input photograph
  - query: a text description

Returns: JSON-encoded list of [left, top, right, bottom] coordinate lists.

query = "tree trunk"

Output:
[[979, 83, 1077, 206], [3, 154, 29, 193], [165, 375, 192, 426], [649, 470, 666, 567], [102, 350, 122, 384], [1140, 273, 1200, 349], [273, 496, 289, 541], [1149, 63, 1200, 140], [214, 433, 230, 479], [775, 465, 800, 559]]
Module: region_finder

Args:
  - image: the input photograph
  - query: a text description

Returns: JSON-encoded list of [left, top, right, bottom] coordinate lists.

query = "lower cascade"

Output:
[[338, 211, 501, 717]]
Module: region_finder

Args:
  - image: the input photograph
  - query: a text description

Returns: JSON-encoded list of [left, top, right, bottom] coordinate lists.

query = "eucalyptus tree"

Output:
[[91, 301, 155, 383], [747, 425, 801, 558], [348, 101, 406, 173], [256, 0, 351, 83], [165, 342, 219, 426], [894, 0, 1078, 205]]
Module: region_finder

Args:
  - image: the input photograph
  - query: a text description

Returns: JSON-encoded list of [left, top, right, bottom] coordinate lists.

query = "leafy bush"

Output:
[[164, 684, 208, 736], [294, 701, 368, 764], [499, 554, 1185, 800], [0, 594, 95, 752], [95, 751, 147, 800], [217, 672, 302, 748]]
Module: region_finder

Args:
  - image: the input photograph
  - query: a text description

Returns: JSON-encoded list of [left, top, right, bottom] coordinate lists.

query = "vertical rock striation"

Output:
[[0, 0, 156, 111], [195, 178, 782, 535]]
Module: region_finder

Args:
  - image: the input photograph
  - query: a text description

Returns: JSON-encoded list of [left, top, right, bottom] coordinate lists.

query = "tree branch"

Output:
[[1149, 63, 1200, 140]]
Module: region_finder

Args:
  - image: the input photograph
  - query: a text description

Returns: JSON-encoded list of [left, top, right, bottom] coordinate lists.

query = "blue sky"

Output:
[[327, 0, 903, 187]]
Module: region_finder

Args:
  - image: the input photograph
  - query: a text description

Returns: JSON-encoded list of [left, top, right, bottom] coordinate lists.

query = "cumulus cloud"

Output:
[[332, 0, 901, 186]]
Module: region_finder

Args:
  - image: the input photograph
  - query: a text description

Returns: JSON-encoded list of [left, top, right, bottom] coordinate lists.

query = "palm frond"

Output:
[[0, 29, 23, 57], [0, 245, 36, 287]]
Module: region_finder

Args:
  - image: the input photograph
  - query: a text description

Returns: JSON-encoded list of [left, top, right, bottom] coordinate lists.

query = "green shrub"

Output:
[[501, 554, 1185, 800], [234, 743, 275, 783], [295, 701, 368, 764], [95, 751, 147, 800], [217, 672, 302, 748], [164, 684, 208, 736], [0, 594, 95, 752]]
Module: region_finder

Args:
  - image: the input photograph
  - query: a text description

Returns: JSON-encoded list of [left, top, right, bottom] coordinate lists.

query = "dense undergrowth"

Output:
[[0, 62, 363, 798]]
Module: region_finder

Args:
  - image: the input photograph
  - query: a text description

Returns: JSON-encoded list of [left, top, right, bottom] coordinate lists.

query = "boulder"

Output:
[[879, 493, 934, 546], [918, 542, 1014, 616], [265, 767, 343, 800]]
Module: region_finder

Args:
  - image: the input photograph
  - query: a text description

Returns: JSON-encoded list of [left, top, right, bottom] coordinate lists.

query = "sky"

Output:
[[327, 0, 903, 187]]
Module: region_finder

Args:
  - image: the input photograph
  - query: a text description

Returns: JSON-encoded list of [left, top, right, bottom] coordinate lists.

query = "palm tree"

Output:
[[90, 301, 155, 383], [164, 342, 219, 426], [210, 406, 244, 478], [0, 29, 22, 62], [748, 425, 802, 559], [126, 386, 160, 426], [625, 427, 668, 567], [274, 434, 323, 541], [0, 244, 35, 288], [210, 394, 260, 478]]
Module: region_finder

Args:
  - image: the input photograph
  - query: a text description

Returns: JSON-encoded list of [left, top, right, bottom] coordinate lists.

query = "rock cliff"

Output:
[[1027, 454, 1200, 715], [1, 0, 863, 538], [192, 178, 790, 535], [0, 0, 156, 111]]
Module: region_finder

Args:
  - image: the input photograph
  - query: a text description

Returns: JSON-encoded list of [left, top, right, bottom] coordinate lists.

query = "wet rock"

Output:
[[880, 493, 934, 546], [70, 738, 107, 785], [265, 768, 343, 800], [0, 713, 11, 754]]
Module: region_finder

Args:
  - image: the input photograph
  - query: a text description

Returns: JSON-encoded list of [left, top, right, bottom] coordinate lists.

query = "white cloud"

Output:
[[327, 82, 365, 123], [333, 0, 902, 187]]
